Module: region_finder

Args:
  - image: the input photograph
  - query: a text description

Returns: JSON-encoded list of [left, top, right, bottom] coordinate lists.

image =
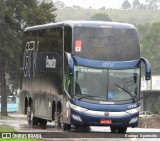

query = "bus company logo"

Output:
[[104, 112, 109, 116], [2, 133, 11, 138], [23, 41, 39, 77], [102, 62, 114, 68], [128, 104, 137, 109], [100, 101, 114, 104], [46, 56, 56, 68]]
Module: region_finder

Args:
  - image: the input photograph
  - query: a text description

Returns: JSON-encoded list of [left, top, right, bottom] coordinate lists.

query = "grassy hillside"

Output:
[[56, 8, 160, 24]]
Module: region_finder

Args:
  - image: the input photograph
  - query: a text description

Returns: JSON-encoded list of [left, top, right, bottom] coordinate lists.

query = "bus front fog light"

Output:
[[72, 114, 82, 122], [129, 117, 138, 123]]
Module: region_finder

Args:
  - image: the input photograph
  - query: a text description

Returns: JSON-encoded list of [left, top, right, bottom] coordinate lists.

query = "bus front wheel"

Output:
[[110, 126, 118, 133], [110, 126, 127, 133], [118, 126, 127, 133], [62, 123, 71, 131]]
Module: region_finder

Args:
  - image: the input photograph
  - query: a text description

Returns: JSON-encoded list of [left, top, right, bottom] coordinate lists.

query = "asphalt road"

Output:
[[0, 113, 160, 141]]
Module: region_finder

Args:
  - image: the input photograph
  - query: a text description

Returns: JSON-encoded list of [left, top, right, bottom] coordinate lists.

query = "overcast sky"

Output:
[[53, 0, 146, 9]]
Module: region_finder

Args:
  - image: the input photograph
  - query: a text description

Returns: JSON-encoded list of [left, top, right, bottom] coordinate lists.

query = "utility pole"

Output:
[[0, 0, 7, 116]]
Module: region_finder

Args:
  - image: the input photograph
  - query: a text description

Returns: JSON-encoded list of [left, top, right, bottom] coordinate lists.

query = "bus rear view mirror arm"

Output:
[[65, 52, 74, 75], [141, 57, 151, 80]]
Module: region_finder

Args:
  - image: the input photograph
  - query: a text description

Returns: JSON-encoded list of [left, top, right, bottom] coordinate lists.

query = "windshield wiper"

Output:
[[115, 84, 135, 103], [77, 94, 104, 100]]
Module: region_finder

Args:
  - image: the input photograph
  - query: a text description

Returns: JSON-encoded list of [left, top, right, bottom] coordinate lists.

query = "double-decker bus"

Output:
[[20, 21, 151, 133]]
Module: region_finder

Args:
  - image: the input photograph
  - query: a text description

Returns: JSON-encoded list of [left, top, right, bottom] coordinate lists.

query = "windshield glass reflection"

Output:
[[74, 66, 140, 101]]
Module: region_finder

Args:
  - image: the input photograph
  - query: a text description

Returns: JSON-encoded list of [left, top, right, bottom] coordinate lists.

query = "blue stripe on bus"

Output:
[[73, 56, 141, 69]]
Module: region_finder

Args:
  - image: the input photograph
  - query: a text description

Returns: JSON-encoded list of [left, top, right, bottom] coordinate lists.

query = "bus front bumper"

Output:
[[70, 104, 140, 127]]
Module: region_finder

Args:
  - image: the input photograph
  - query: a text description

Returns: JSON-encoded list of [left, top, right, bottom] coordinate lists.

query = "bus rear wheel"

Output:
[[27, 106, 31, 124], [27, 106, 38, 126], [39, 119, 47, 128], [55, 111, 62, 129]]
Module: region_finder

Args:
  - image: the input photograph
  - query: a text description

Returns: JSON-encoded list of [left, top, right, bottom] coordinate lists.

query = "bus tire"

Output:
[[75, 125, 90, 132], [62, 123, 71, 131], [118, 126, 127, 133], [110, 126, 118, 133], [27, 105, 38, 126], [39, 119, 47, 128], [55, 111, 62, 129], [27, 106, 31, 124], [30, 108, 38, 126]]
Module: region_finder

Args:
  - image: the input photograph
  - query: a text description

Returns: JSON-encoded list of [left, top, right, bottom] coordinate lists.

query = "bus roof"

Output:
[[24, 21, 136, 32]]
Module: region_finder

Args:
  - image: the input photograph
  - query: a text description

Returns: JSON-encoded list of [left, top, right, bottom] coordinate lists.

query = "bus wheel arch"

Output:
[[52, 101, 56, 121], [29, 97, 32, 107]]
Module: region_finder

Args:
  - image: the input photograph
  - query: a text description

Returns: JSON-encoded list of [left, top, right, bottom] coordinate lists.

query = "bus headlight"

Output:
[[129, 117, 138, 123], [70, 103, 88, 112], [126, 107, 140, 114], [72, 114, 82, 122]]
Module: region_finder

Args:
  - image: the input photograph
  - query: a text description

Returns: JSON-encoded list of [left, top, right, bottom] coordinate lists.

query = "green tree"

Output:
[[99, 6, 106, 10], [145, 0, 160, 9], [54, 0, 65, 9], [122, 0, 131, 9], [138, 22, 160, 75], [0, 0, 56, 116], [90, 13, 112, 21], [133, 0, 141, 9]]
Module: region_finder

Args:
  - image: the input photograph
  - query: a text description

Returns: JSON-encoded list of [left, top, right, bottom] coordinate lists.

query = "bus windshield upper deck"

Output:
[[73, 26, 140, 61], [74, 66, 140, 103], [72, 24, 141, 104]]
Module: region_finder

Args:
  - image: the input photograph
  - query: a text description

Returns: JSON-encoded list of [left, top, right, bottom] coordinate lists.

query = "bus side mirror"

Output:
[[65, 52, 74, 75], [141, 57, 151, 80]]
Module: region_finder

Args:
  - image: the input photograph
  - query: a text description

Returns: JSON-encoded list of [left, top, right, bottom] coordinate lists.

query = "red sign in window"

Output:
[[75, 40, 82, 52]]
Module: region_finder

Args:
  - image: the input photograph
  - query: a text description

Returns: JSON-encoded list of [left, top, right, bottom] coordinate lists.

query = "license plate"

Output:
[[100, 119, 112, 124]]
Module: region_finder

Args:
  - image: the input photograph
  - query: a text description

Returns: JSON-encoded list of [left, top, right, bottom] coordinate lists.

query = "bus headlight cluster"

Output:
[[72, 114, 82, 122], [70, 103, 88, 112], [129, 117, 138, 124], [126, 107, 140, 114]]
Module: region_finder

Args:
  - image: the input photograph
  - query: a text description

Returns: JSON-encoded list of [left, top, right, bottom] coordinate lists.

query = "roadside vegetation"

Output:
[[0, 0, 57, 116], [138, 116, 160, 128], [56, 8, 160, 24], [0, 116, 13, 119], [0, 125, 16, 132]]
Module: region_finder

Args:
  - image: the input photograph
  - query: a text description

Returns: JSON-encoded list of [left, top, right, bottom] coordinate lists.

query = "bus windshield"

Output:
[[74, 66, 140, 102], [73, 26, 140, 61]]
